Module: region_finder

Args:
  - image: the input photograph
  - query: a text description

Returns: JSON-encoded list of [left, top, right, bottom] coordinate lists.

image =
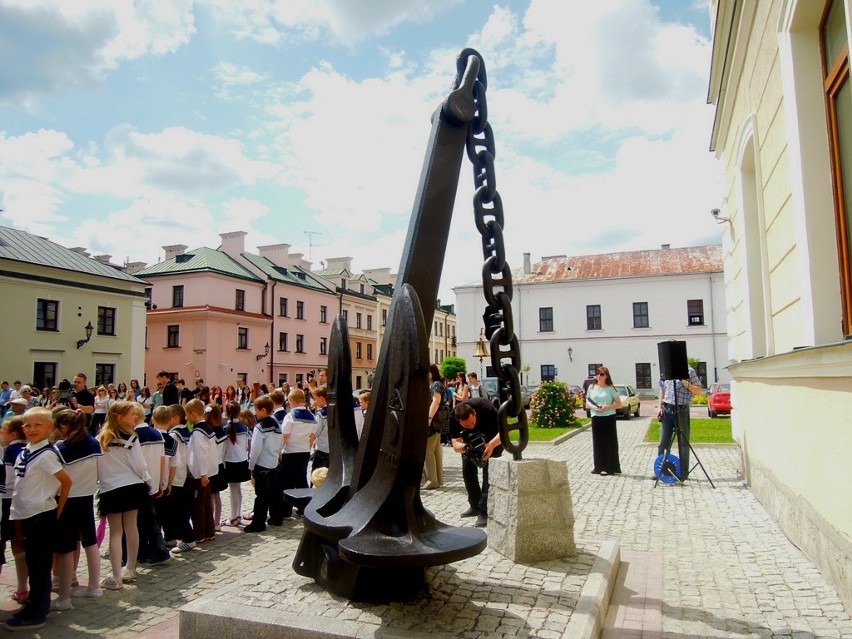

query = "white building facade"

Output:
[[454, 246, 727, 391]]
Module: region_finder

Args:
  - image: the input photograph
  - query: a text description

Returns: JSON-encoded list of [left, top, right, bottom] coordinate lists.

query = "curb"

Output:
[[551, 422, 592, 446], [563, 540, 620, 639]]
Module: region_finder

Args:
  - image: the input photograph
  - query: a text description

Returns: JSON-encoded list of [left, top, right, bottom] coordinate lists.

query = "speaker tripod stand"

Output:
[[654, 398, 715, 489]]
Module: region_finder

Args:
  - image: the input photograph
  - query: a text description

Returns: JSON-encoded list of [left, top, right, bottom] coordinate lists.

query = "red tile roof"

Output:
[[515, 245, 723, 284]]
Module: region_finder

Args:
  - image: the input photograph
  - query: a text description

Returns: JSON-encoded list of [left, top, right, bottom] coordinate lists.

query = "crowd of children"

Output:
[[0, 385, 331, 631]]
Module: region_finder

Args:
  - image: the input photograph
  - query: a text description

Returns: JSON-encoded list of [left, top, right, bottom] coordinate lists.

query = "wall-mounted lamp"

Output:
[[76, 321, 94, 349], [256, 342, 271, 361], [711, 208, 731, 225], [568, 346, 573, 361]]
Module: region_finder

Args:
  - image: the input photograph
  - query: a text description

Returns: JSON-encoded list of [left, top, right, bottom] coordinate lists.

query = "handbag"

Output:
[[429, 402, 449, 434]]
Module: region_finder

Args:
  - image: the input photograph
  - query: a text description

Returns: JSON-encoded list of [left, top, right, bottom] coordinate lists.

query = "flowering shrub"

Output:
[[530, 381, 577, 429]]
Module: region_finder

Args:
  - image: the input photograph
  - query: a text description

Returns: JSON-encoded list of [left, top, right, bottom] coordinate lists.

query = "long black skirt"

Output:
[[591, 414, 621, 474]]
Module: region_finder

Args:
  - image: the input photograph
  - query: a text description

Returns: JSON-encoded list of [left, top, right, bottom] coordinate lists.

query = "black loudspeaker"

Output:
[[657, 341, 688, 380]]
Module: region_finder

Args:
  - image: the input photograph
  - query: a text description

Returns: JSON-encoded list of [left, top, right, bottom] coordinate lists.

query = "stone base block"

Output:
[[487, 457, 576, 563]]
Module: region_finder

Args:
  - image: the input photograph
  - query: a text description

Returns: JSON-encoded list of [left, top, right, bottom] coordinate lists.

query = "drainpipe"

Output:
[[709, 274, 717, 383], [269, 281, 276, 387]]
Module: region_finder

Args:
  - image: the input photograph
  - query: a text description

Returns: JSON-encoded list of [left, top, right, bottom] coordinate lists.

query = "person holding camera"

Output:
[[451, 397, 503, 528], [69, 374, 95, 430]]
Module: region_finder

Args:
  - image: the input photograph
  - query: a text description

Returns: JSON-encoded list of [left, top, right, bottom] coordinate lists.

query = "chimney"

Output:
[[258, 243, 291, 267], [363, 267, 392, 285], [523, 252, 531, 274], [219, 231, 247, 257], [661, 244, 671, 250], [93, 254, 113, 264], [70, 247, 90, 258], [163, 244, 188, 261], [287, 252, 312, 269], [124, 261, 147, 275], [325, 256, 353, 272]]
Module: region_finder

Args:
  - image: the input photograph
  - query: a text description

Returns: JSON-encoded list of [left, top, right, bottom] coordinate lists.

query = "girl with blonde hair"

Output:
[[96, 401, 150, 589]]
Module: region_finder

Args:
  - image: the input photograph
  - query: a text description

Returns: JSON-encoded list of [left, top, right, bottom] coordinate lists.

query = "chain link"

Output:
[[455, 48, 528, 460]]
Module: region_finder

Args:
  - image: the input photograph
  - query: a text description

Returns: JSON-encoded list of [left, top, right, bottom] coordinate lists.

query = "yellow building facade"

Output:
[[0, 226, 148, 389], [709, 0, 852, 608]]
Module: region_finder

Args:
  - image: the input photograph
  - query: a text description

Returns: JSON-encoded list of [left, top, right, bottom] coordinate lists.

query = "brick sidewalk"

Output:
[[2, 419, 850, 638]]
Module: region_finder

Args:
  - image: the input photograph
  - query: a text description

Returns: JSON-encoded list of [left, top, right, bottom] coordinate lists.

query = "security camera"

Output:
[[711, 208, 721, 218]]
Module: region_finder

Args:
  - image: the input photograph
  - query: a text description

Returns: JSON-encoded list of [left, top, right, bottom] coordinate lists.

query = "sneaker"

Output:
[[171, 541, 196, 554], [100, 576, 122, 590], [165, 539, 178, 548], [4, 617, 46, 631], [72, 586, 103, 598], [51, 597, 72, 611], [120, 567, 137, 582], [474, 515, 488, 528], [459, 507, 478, 518]]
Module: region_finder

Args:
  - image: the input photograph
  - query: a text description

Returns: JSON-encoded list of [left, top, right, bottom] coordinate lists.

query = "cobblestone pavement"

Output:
[[1, 416, 850, 638]]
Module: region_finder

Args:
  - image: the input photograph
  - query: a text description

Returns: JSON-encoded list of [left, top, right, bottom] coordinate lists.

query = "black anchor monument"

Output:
[[286, 48, 529, 601]]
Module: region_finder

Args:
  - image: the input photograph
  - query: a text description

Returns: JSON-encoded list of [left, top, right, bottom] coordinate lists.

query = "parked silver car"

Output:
[[480, 377, 531, 410]]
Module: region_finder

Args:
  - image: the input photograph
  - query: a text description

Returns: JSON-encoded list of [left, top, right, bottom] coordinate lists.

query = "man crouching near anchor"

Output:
[[452, 398, 503, 529]]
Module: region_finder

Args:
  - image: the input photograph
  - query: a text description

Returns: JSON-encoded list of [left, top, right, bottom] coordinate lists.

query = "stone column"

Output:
[[487, 458, 576, 562]]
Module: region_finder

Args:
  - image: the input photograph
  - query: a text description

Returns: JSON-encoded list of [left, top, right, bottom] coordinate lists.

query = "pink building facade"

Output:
[[139, 233, 336, 390]]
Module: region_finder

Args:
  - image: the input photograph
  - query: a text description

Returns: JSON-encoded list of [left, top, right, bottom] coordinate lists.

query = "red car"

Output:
[[708, 382, 731, 417]]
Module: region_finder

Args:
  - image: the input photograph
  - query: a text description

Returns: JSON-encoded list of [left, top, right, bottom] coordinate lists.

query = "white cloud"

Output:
[[70, 196, 219, 268], [0, 125, 280, 260], [0, 0, 722, 306], [213, 61, 268, 87], [220, 197, 270, 227], [69, 125, 279, 197], [0, 0, 195, 104], [266, 64, 448, 232], [201, 0, 462, 46], [246, 0, 719, 301]]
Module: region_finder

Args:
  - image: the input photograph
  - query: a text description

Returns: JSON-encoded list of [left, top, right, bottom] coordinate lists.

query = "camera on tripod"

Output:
[[57, 379, 73, 405], [462, 430, 487, 468]]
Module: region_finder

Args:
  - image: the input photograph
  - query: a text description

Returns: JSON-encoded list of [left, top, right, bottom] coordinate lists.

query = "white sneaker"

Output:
[[171, 541, 196, 553], [71, 586, 103, 598], [120, 567, 137, 582], [51, 597, 73, 611]]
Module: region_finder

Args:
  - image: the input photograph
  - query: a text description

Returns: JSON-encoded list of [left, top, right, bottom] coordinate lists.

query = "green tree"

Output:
[[440, 357, 466, 382]]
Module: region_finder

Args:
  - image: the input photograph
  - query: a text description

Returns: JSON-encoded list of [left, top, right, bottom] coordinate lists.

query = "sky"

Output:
[[0, 0, 722, 303]]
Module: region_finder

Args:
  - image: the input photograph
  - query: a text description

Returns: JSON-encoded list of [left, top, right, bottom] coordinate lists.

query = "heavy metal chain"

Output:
[[454, 48, 528, 460]]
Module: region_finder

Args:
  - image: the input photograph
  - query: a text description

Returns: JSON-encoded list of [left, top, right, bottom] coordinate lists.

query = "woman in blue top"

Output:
[[584, 366, 623, 476]]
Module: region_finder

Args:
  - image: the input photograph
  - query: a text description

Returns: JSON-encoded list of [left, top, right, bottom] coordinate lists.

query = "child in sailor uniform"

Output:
[[54, 408, 104, 606]]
